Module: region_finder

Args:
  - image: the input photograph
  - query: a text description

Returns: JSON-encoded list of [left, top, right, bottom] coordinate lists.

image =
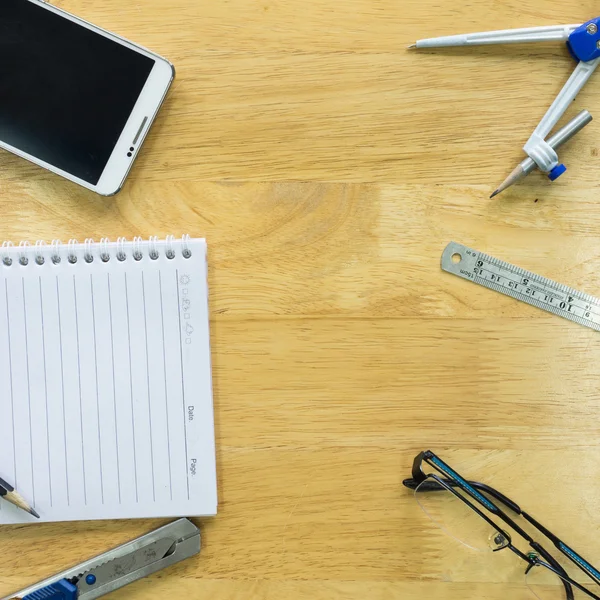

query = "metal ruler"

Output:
[[441, 241, 600, 332]]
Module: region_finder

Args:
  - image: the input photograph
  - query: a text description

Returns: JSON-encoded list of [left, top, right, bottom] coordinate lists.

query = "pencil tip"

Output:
[[490, 190, 499, 199], [408, 44, 417, 49], [29, 507, 40, 519]]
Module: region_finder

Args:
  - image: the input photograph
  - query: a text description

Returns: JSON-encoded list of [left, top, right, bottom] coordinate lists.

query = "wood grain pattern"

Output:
[[1, 1, 600, 599]]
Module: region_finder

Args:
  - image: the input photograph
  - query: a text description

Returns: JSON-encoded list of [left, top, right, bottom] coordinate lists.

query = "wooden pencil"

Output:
[[0, 476, 40, 518]]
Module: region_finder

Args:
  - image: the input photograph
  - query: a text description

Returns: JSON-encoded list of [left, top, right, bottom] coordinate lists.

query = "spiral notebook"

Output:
[[0, 236, 216, 524]]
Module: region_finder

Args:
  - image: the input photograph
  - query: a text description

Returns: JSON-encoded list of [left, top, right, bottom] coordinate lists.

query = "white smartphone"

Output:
[[0, 0, 175, 195]]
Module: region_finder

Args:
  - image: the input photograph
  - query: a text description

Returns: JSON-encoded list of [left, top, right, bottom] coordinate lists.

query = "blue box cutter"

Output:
[[2, 519, 200, 600]]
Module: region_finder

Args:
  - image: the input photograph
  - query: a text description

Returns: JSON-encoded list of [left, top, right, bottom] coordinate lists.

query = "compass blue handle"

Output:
[[568, 18, 600, 62], [22, 579, 78, 600]]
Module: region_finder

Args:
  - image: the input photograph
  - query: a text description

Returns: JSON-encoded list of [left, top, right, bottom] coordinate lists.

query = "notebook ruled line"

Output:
[[176, 269, 190, 501], [22, 278, 36, 506], [5, 280, 17, 489], [141, 272, 156, 502], [56, 278, 70, 506], [107, 274, 122, 504], [159, 271, 173, 500], [90, 275, 104, 504], [124, 273, 139, 503], [73, 276, 87, 505], [39, 278, 53, 507]]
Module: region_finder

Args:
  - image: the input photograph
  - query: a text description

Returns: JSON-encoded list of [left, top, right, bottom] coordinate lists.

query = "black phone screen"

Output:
[[0, 0, 155, 184]]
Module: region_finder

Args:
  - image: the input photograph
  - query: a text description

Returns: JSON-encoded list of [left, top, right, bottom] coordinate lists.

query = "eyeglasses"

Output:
[[404, 451, 600, 600]]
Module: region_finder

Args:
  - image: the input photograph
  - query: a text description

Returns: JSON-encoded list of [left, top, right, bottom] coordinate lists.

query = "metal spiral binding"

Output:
[[182, 234, 192, 259], [133, 236, 143, 261], [116, 237, 127, 262], [18, 241, 30, 266], [35, 240, 46, 265], [68, 239, 79, 264], [165, 235, 176, 260], [100, 238, 111, 263], [51, 240, 62, 264], [84, 238, 95, 263], [149, 236, 159, 260], [2, 242, 14, 266], [0, 236, 194, 266]]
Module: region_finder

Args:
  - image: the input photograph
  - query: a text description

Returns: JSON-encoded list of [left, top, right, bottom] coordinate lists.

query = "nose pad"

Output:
[[489, 531, 509, 551], [525, 552, 539, 575]]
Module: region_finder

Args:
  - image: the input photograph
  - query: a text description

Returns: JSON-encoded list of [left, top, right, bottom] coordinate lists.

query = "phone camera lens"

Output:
[[129, 147, 134, 152], [127, 152, 132, 157]]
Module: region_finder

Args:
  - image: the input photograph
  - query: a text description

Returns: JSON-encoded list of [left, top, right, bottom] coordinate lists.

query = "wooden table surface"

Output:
[[2, 1, 600, 598]]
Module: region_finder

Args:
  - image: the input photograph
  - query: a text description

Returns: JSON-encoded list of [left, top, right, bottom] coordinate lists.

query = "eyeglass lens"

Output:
[[415, 476, 508, 552]]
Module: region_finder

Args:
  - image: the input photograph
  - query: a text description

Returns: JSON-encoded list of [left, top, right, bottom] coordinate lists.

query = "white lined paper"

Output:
[[0, 238, 216, 523]]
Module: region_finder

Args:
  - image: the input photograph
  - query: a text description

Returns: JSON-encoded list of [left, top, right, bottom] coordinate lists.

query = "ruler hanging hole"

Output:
[[451, 253, 462, 264]]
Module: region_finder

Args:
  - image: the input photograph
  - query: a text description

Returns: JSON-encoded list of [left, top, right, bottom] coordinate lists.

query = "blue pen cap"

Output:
[[548, 164, 567, 181], [23, 579, 78, 600]]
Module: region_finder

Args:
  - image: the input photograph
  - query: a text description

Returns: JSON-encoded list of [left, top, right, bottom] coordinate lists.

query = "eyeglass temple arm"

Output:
[[410, 452, 521, 510], [403, 475, 522, 513]]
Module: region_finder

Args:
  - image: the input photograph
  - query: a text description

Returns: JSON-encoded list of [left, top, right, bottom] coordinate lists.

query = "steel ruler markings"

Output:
[[441, 242, 600, 332]]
